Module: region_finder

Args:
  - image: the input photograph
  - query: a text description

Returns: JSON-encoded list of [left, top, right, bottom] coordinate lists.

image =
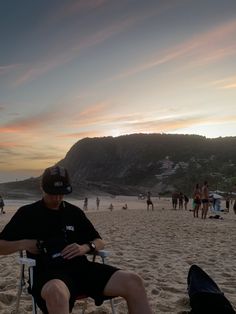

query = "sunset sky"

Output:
[[1, 0, 236, 182]]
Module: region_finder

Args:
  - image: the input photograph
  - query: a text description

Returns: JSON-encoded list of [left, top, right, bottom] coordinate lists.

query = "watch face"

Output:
[[90, 242, 96, 250]]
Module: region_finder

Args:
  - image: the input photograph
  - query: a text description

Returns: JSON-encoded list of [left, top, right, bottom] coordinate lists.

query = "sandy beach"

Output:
[[0, 196, 236, 313]]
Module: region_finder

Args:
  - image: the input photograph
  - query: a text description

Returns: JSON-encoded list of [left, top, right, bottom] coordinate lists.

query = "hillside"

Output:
[[1, 134, 236, 198]]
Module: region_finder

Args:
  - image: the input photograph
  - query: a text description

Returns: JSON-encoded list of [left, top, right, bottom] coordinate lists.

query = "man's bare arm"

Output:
[[0, 239, 38, 255]]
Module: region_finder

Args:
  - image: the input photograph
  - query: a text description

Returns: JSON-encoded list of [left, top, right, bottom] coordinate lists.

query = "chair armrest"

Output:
[[18, 250, 110, 266], [87, 249, 110, 258], [18, 257, 36, 267], [96, 249, 110, 258], [88, 249, 110, 263]]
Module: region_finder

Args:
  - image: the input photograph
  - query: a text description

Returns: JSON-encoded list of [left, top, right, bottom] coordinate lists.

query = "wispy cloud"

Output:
[[111, 19, 236, 81], [0, 106, 66, 133], [122, 113, 236, 134], [12, 2, 181, 86], [0, 64, 21, 75], [48, 0, 108, 23], [222, 83, 236, 89], [0, 142, 28, 149], [79, 102, 109, 118], [13, 16, 146, 85], [210, 75, 236, 89]]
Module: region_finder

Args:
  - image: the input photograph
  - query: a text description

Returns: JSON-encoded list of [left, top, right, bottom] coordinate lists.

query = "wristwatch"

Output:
[[87, 241, 96, 253]]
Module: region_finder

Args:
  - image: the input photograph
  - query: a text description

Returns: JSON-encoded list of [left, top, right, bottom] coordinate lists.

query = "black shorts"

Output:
[[32, 260, 119, 313]]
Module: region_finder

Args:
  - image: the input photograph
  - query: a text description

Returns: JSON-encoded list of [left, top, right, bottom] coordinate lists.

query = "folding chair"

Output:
[[16, 250, 116, 314]]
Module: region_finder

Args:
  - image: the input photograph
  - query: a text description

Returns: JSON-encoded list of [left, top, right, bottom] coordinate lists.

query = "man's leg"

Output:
[[103, 270, 153, 314], [41, 279, 70, 314], [204, 203, 209, 219]]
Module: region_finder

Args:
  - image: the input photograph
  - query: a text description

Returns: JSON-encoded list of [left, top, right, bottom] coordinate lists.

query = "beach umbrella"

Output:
[[209, 193, 223, 199]]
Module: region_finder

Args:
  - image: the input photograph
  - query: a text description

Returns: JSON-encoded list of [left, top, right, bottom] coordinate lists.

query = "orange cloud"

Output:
[[210, 75, 236, 89], [79, 102, 109, 117], [0, 141, 27, 148], [0, 106, 67, 133], [124, 114, 236, 134], [222, 83, 236, 89]]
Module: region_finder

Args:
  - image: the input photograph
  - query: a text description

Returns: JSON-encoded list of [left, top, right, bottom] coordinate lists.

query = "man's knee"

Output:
[[120, 271, 145, 297], [41, 279, 70, 306], [104, 270, 145, 295], [127, 272, 144, 288]]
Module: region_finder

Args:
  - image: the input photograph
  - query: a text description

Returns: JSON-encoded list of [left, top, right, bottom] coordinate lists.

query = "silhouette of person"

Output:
[[146, 191, 154, 211], [0, 196, 5, 214], [96, 197, 100, 210], [83, 197, 88, 210]]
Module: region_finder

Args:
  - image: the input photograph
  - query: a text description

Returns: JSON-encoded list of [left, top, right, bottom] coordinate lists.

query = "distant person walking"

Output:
[[96, 197, 100, 210], [225, 195, 230, 212], [201, 181, 209, 219], [146, 191, 154, 211], [0, 196, 5, 214], [83, 197, 88, 210], [233, 184, 236, 214], [108, 203, 114, 211], [193, 184, 201, 218], [184, 194, 189, 210], [178, 192, 184, 209], [172, 191, 178, 210]]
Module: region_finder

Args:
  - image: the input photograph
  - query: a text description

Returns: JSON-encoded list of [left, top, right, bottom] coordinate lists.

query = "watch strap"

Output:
[[87, 241, 96, 253]]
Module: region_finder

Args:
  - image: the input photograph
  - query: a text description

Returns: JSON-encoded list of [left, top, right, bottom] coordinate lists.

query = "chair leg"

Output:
[[110, 299, 116, 314], [32, 296, 38, 314], [81, 299, 88, 314], [15, 264, 24, 314], [29, 266, 38, 314]]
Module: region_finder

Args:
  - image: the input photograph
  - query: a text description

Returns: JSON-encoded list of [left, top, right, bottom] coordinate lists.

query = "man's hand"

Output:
[[61, 243, 89, 260]]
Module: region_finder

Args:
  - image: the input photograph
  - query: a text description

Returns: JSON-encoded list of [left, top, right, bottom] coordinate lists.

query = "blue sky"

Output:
[[1, 0, 236, 182]]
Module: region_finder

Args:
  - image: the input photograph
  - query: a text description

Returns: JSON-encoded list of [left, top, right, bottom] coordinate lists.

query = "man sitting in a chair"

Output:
[[0, 166, 152, 314]]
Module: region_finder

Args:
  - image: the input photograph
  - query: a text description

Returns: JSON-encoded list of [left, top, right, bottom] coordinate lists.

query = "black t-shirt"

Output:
[[0, 199, 101, 268]]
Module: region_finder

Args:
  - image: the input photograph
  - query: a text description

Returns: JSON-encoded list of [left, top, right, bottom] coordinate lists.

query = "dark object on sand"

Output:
[[187, 264, 235, 314]]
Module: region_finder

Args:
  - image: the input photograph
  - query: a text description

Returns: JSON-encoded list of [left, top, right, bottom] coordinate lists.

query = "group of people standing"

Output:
[[193, 181, 209, 219], [83, 196, 100, 211], [171, 192, 189, 210]]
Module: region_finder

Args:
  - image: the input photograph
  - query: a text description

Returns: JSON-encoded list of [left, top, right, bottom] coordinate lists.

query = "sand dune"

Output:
[[0, 196, 235, 313]]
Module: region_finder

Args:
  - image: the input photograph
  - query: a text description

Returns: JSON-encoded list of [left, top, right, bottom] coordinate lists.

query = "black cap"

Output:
[[41, 166, 72, 195]]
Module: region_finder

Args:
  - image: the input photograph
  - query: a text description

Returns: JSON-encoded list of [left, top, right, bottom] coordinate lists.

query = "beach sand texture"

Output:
[[0, 196, 236, 313]]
